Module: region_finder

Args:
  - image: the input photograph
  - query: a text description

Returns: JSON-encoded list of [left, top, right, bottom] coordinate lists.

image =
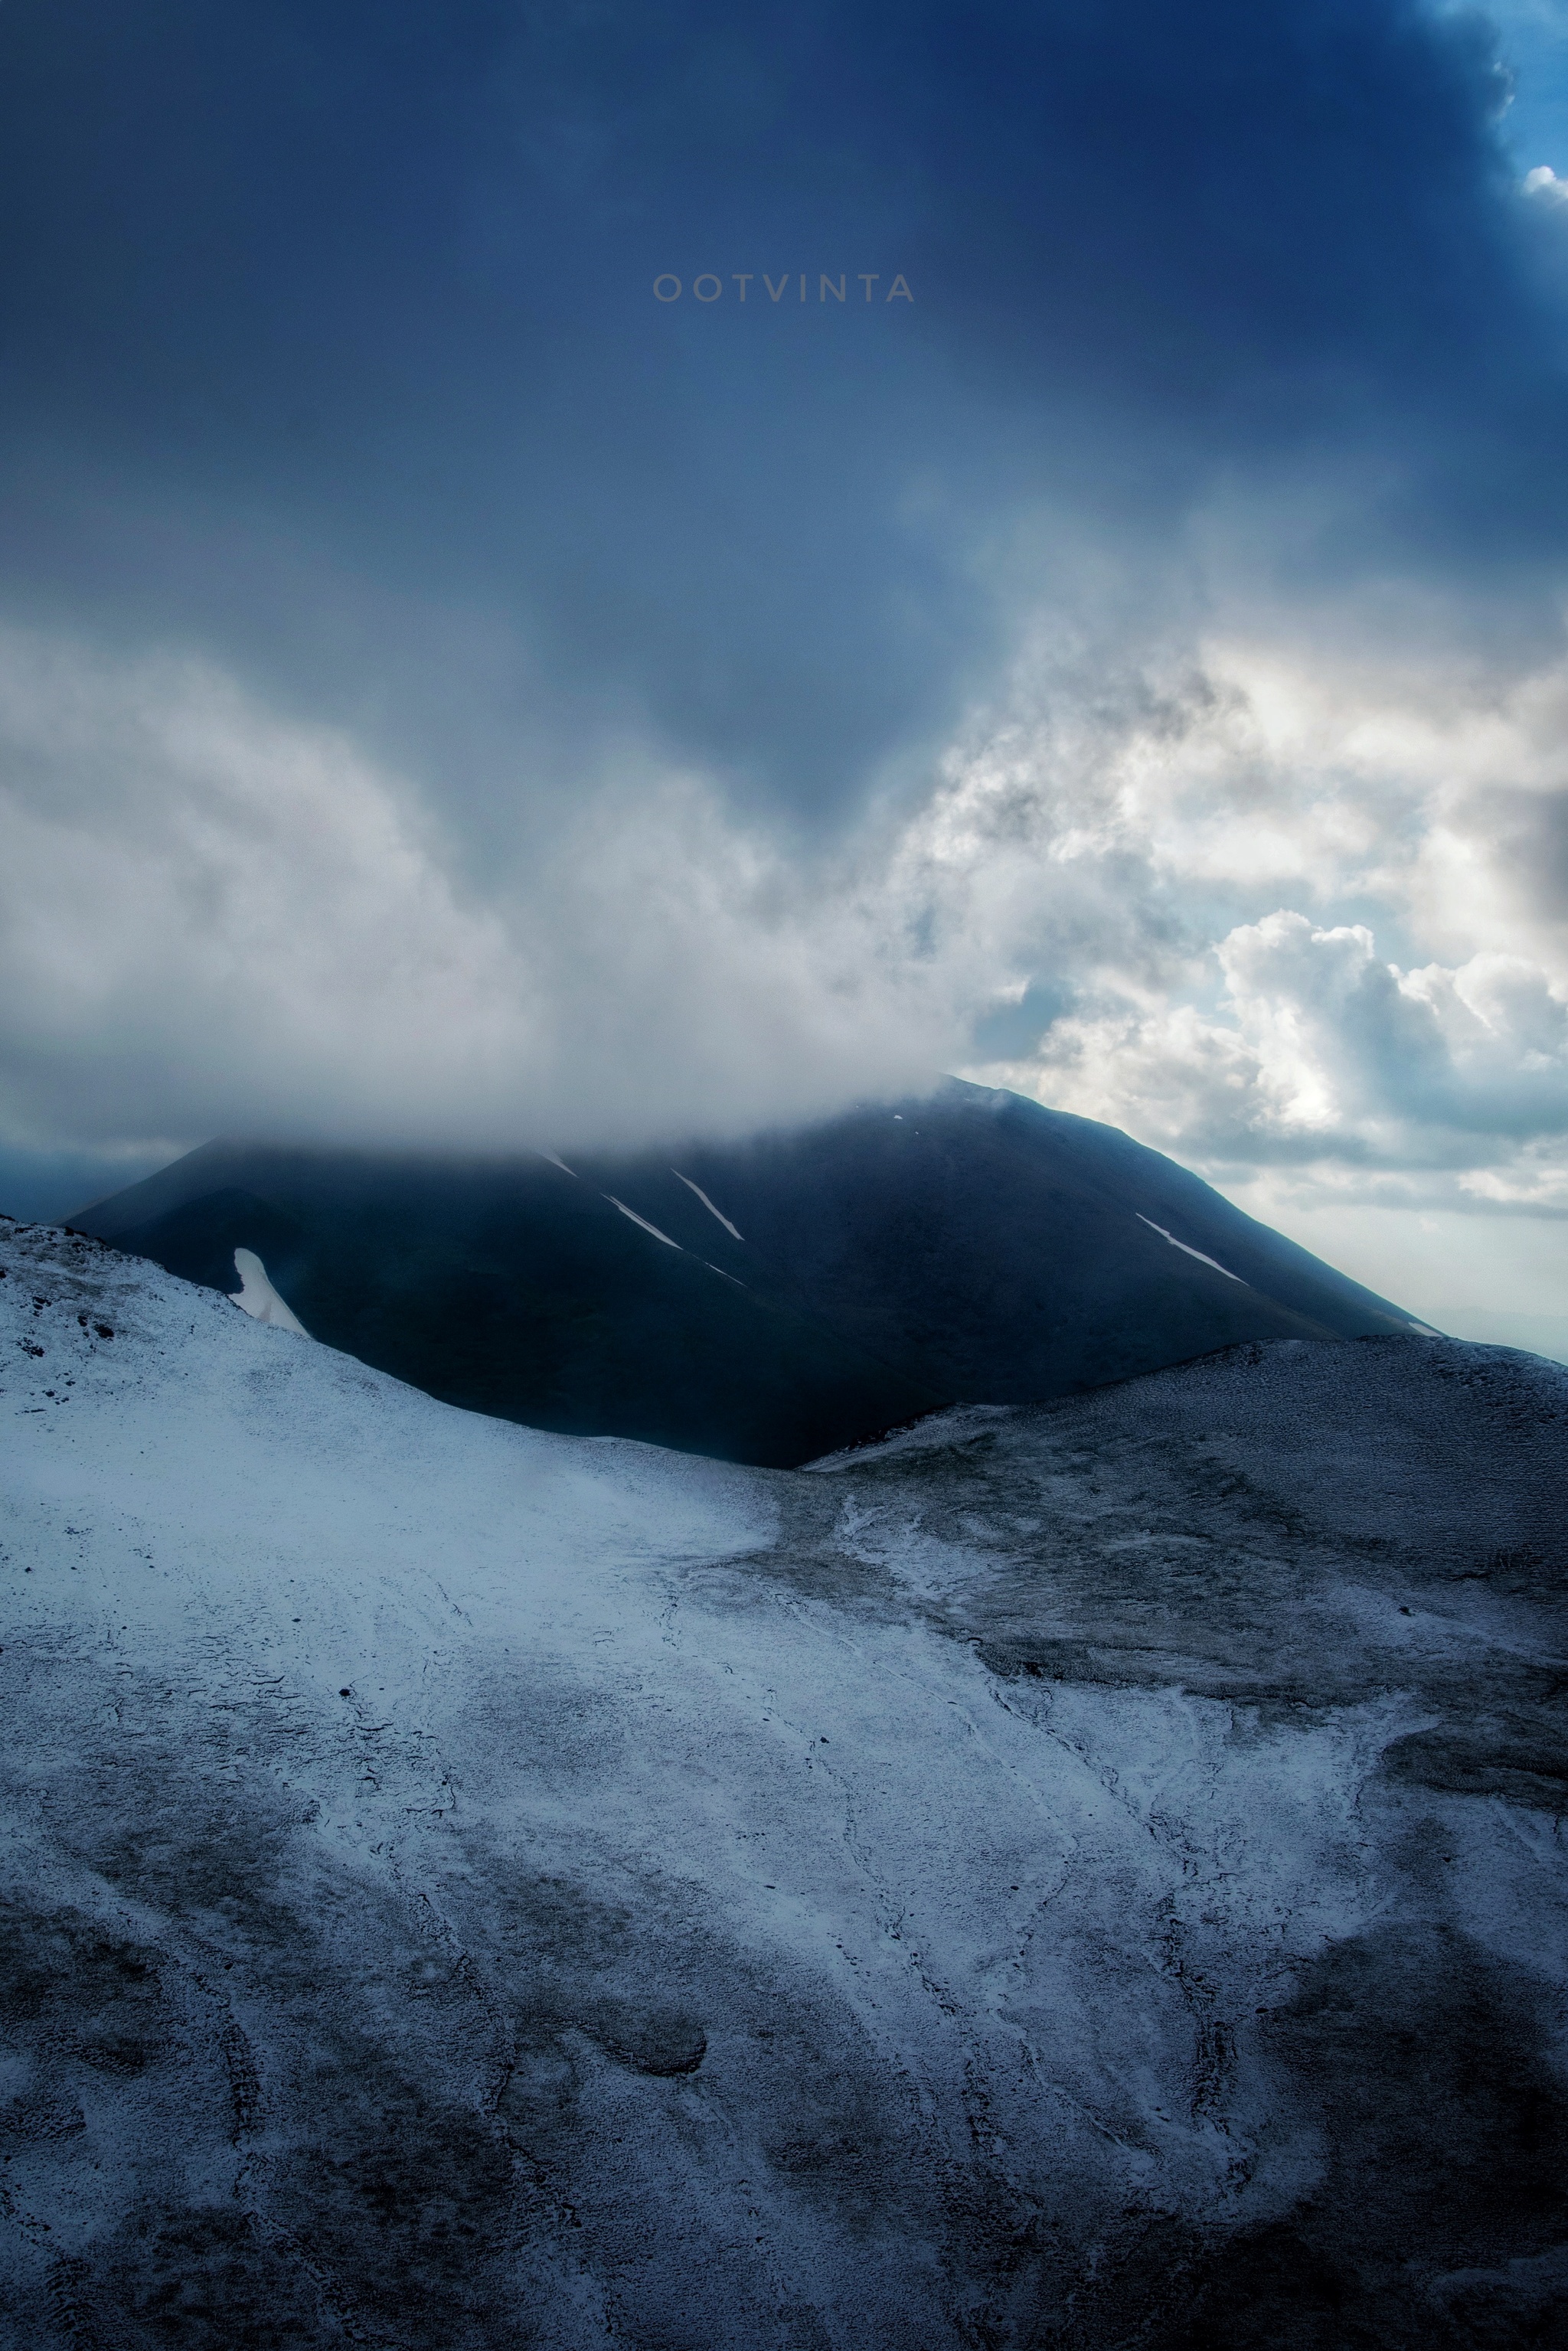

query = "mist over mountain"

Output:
[[74, 1082, 1423, 1467]]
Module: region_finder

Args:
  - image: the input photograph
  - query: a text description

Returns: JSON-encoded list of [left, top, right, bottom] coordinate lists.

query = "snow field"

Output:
[[3, 1218, 1567, 2347]]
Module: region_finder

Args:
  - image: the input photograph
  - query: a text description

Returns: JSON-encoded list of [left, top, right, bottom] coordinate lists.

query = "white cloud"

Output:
[[0, 626, 965, 1154], [952, 629, 1568, 1210], [992, 914, 1568, 1190], [5, 616, 1568, 1249]]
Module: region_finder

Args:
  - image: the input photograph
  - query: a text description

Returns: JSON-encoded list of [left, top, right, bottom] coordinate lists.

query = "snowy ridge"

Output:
[[3, 1217, 1567, 2348]]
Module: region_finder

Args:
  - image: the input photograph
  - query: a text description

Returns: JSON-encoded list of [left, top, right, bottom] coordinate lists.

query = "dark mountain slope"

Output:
[[73, 1079, 1421, 1464]]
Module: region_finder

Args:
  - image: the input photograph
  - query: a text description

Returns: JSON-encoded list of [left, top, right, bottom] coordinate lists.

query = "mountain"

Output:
[[70, 1080, 1425, 1465], [4, 1216, 1566, 2349]]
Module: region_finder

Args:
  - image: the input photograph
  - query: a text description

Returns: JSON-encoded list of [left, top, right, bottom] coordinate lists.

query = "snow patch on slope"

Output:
[[230, 1246, 309, 1334], [673, 1170, 744, 1240], [1136, 1211, 1244, 1281], [605, 1194, 681, 1248]]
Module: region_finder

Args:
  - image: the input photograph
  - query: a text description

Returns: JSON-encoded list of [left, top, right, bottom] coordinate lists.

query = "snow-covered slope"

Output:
[[4, 1217, 1567, 2349]]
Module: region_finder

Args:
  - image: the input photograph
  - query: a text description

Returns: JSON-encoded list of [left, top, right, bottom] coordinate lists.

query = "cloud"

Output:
[[1014, 913, 1568, 1171], [10, 610, 1568, 1215], [3, 0, 1568, 1255], [2, 0, 1566, 834], [0, 627, 969, 1154], [956, 628, 1568, 1210]]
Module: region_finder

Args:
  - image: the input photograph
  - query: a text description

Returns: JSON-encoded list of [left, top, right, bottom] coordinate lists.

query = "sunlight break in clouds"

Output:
[[959, 631, 1568, 1218]]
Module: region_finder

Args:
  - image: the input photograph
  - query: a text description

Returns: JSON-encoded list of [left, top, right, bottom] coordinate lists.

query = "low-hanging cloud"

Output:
[[0, 626, 975, 1154], [6, 612, 1568, 1222]]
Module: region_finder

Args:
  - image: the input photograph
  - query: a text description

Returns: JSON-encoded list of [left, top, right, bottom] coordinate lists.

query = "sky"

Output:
[[2, 0, 1568, 1343]]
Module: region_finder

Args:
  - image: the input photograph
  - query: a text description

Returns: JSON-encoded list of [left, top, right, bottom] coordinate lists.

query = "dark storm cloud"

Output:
[[1, 0, 1563, 827]]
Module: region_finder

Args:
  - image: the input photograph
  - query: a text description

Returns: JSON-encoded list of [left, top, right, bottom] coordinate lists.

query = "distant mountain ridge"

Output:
[[74, 1078, 1423, 1465]]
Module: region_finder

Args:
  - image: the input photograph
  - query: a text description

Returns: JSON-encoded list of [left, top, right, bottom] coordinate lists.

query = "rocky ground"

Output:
[[3, 1216, 1566, 2348]]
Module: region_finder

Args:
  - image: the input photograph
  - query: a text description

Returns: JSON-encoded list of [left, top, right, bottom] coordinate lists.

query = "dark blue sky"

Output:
[[2, 0, 1565, 825]]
